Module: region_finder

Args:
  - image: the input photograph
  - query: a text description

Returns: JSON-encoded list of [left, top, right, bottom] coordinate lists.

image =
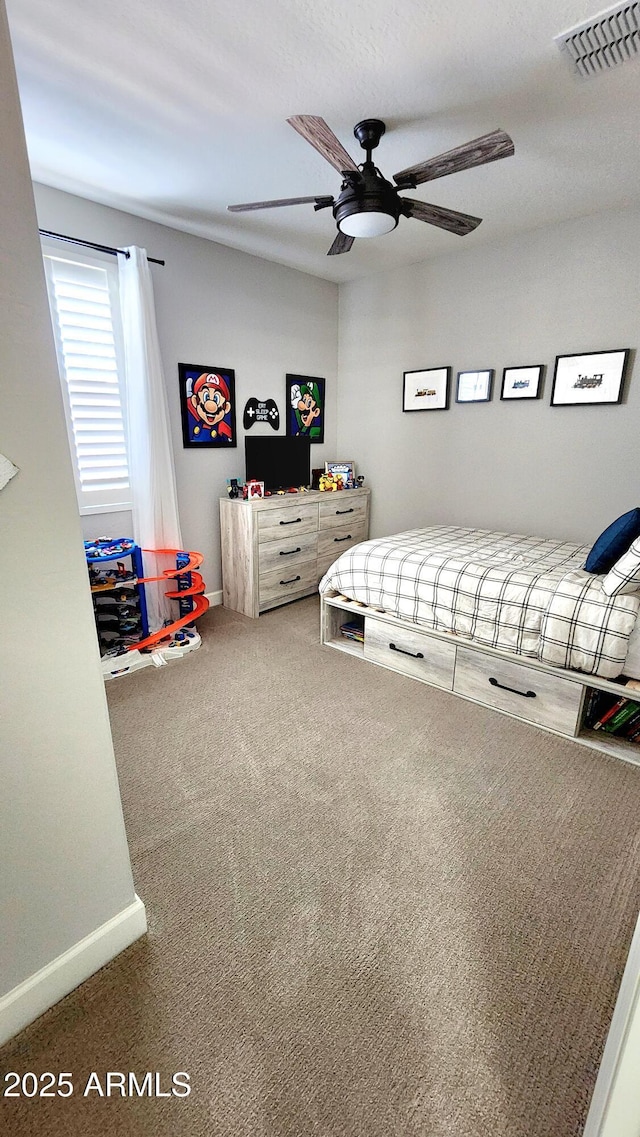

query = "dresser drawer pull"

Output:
[[280, 575, 301, 586], [279, 517, 302, 525], [334, 534, 352, 543], [489, 676, 536, 698], [389, 642, 424, 660], [336, 507, 354, 515], [279, 547, 301, 556]]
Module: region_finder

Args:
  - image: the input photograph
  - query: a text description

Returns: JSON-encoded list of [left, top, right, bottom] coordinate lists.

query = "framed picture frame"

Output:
[[179, 363, 237, 447], [456, 369, 494, 403], [551, 349, 630, 406], [286, 374, 325, 442], [325, 461, 355, 488], [402, 367, 450, 412], [501, 365, 544, 401]]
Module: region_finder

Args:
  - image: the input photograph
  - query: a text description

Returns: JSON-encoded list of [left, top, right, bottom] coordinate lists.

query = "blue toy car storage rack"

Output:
[[85, 538, 149, 655]]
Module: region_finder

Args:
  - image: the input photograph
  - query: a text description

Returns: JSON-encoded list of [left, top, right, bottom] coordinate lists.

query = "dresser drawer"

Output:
[[319, 495, 368, 530], [453, 646, 582, 735], [318, 521, 367, 563], [259, 531, 317, 573], [259, 561, 319, 608], [364, 616, 455, 689], [258, 502, 318, 544]]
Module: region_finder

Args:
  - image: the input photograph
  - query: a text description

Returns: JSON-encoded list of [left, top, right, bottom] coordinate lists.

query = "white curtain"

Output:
[[118, 246, 183, 632]]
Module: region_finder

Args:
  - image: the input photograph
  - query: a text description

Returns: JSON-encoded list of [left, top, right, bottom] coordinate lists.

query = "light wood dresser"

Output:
[[220, 487, 370, 617]]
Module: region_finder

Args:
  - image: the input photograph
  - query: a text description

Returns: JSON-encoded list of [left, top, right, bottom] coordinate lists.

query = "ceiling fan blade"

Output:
[[228, 195, 334, 212], [327, 231, 355, 256], [287, 115, 359, 176], [393, 129, 514, 189], [402, 198, 482, 236]]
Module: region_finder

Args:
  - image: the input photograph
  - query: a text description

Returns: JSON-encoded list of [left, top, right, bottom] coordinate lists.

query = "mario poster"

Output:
[[286, 374, 325, 443], [179, 363, 237, 448]]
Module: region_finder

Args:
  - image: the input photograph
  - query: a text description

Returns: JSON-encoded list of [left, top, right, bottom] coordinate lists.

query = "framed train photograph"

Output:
[[551, 350, 629, 407]]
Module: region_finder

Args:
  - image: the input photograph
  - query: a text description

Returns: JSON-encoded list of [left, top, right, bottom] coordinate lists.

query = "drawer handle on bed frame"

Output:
[[280, 518, 302, 525], [489, 677, 536, 698], [279, 547, 301, 556], [280, 575, 301, 586], [336, 507, 354, 515], [334, 534, 352, 543], [389, 642, 424, 660]]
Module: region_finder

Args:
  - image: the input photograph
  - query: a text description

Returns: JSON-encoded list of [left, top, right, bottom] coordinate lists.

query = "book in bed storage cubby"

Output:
[[321, 599, 365, 658], [578, 683, 640, 761]]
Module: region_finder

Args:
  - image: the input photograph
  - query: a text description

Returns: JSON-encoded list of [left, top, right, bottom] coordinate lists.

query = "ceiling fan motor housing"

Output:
[[334, 166, 400, 237]]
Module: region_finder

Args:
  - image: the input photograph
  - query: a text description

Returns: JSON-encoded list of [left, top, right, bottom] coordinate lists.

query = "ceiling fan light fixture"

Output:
[[338, 208, 397, 238], [333, 158, 399, 239]]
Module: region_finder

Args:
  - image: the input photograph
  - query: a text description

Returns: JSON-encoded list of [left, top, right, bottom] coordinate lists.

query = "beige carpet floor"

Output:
[[3, 597, 640, 1137]]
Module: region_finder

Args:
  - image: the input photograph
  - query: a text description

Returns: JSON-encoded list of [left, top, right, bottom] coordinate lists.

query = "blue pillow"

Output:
[[585, 508, 640, 574]]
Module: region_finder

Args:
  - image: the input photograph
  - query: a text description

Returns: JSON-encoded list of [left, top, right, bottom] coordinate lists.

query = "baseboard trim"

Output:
[[583, 909, 640, 1137], [205, 589, 222, 606], [0, 895, 147, 1048]]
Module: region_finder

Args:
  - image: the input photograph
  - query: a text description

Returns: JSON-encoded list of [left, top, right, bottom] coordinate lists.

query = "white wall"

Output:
[[34, 184, 339, 591], [337, 208, 640, 544], [0, 0, 140, 1014]]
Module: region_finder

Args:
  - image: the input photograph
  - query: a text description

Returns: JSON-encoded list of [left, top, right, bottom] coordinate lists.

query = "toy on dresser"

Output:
[[319, 472, 344, 491], [320, 462, 361, 491]]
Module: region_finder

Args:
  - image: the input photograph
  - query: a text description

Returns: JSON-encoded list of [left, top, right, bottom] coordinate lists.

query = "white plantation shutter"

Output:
[[43, 249, 132, 513]]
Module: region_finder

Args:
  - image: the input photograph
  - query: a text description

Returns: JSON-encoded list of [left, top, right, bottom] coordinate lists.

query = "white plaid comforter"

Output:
[[319, 526, 640, 678]]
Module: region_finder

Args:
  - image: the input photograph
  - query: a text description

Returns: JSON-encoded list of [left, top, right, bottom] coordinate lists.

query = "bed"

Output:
[[319, 525, 640, 681]]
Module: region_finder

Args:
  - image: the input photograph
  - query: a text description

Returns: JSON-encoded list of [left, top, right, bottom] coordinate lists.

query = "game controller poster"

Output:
[[179, 363, 237, 448], [243, 397, 279, 430], [286, 374, 325, 443]]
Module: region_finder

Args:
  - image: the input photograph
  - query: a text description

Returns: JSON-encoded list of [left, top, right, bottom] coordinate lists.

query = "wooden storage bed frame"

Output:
[[321, 591, 640, 766]]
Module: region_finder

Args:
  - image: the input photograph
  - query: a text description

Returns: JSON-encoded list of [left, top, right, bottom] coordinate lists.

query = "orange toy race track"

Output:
[[130, 548, 209, 651]]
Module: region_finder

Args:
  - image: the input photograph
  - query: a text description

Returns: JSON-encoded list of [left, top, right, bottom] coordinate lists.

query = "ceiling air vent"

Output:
[[555, 2, 640, 77]]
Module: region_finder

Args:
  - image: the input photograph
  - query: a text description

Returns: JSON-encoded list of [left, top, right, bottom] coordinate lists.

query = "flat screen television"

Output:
[[245, 435, 311, 492]]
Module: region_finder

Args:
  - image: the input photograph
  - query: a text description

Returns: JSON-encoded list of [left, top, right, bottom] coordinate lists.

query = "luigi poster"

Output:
[[286, 374, 325, 443]]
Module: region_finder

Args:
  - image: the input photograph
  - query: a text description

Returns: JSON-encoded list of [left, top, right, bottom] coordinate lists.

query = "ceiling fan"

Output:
[[228, 116, 515, 256]]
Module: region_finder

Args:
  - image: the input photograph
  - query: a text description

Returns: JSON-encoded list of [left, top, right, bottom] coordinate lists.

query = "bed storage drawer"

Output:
[[453, 646, 582, 735], [364, 617, 455, 689]]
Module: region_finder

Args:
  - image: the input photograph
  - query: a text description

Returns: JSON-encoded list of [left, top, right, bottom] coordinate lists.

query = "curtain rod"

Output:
[[38, 228, 165, 266]]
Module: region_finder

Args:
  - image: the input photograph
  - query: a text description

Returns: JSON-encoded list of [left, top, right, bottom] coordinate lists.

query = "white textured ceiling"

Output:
[[6, 0, 640, 282]]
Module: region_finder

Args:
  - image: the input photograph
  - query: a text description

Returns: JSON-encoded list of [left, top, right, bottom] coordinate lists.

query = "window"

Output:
[[43, 247, 132, 514]]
